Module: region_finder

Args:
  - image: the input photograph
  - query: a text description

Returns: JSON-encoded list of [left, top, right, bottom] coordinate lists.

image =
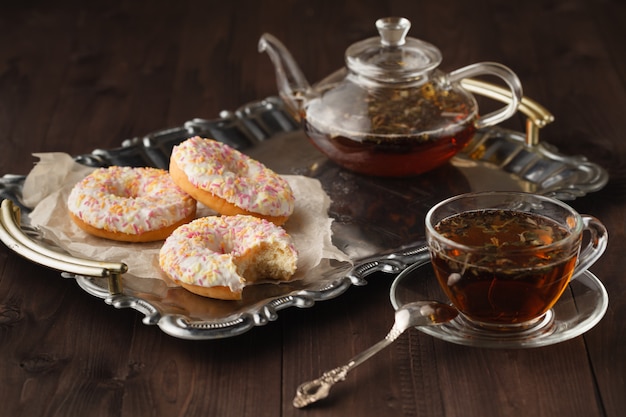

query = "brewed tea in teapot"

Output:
[[260, 17, 522, 177]]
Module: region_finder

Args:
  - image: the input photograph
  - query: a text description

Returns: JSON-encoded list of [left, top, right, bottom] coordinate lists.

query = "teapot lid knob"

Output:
[[376, 17, 410, 47]]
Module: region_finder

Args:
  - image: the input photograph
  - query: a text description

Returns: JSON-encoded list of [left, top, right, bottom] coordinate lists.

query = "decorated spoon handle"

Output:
[[292, 325, 403, 408]]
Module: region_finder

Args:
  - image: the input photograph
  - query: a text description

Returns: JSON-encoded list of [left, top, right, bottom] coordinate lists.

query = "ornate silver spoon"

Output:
[[293, 300, 458, 408]]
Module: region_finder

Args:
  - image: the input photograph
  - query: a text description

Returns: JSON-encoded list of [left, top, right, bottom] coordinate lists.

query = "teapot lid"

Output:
[[345, 17, 442, 83]]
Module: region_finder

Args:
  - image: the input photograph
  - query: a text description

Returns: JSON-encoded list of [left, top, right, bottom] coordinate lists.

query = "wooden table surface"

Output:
[[1, 1, 625, 416]]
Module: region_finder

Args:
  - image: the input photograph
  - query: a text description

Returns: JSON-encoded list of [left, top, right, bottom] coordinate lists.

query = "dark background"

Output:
[[0, 1, 624, 416]]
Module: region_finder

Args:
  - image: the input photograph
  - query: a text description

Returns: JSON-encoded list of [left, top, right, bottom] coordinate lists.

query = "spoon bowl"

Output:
[[395, 300, 460, 330], [293, 300, 458, 408]]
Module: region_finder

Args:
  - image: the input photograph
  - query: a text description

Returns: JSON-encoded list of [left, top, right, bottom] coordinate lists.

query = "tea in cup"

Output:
[[425, 191, 608, 331]]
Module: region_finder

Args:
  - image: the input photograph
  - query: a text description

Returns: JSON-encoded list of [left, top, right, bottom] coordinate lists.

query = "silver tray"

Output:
[[0, 82, 609, 340]]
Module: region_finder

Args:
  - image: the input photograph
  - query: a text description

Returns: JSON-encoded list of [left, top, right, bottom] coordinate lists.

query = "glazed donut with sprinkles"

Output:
[[159, 214, 298, 300], [169, 136, 295, 226], [67, 166, 197, 242]]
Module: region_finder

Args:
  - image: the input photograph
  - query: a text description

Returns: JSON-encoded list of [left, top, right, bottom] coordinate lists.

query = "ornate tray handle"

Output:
[[462, 78, 555, 146], [0, 199, 126, 294]]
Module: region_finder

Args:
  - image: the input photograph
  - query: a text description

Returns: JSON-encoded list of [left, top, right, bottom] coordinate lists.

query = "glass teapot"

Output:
[[259, 17, 523, 177]]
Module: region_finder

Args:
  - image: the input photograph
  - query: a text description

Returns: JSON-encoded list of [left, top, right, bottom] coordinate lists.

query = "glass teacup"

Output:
[[425, 191, 608, 332]]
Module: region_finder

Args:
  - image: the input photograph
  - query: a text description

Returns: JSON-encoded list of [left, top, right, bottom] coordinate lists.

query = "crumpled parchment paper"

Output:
[[22, 152, 350, 285]]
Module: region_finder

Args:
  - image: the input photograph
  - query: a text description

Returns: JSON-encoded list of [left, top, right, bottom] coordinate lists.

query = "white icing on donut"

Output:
[[170, 136, 295, 217], [159, 215, 297, 292], [67, 166, 196, 235]]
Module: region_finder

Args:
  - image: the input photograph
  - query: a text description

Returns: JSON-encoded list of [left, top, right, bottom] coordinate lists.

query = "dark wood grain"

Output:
[[1, 1, 625, 416]]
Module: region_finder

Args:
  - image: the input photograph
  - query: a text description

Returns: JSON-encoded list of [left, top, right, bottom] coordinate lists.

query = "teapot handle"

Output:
[[448, 62, 523, 129], [460, 78, 554, 146]]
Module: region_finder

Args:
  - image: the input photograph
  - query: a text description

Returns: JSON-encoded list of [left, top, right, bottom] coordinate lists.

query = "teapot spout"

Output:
[[258, 33, 311, 119]]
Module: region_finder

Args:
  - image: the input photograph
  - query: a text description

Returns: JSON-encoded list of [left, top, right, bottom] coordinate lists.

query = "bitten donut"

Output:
[[159, 214, 298, 300], [169, 136, 295, 225], [68, 166, 197, 242]]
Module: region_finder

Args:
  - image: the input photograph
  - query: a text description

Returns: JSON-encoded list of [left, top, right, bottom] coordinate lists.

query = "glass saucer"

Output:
[[389, 257, 609, 349]]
